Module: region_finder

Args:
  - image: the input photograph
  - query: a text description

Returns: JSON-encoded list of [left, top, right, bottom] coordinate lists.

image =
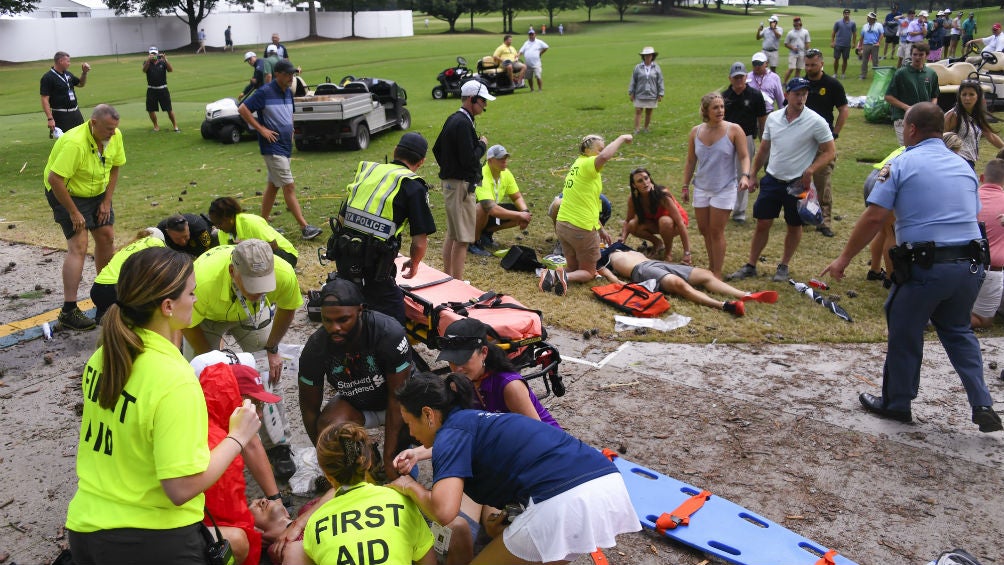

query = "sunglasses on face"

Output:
[[438, 335, 484, 350]]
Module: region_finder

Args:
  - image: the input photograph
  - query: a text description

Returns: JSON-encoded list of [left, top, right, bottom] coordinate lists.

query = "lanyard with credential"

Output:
[[51, 68, 76, 103], [233, 281, 269, 325]]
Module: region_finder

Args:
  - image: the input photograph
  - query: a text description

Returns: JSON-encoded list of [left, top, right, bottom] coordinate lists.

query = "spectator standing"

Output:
[[433, 80, 492, 280], [296, 278, 413, 480], [747, 51, 785, 110], [40, 51, 89, 136], [519, 30, 550, 91], [472, 144, 531, 254], [268, 33, 290, 60], [784, 16, 811, 82], [882, 3, 902, 60], [182, 241, 303, 480], [804, 48, 849, 238], [945, 80, 1004, 169], [238, 60, 321, 240], [858, 12, 884, 80], [831, 9, 858, 79], [728, 78, 835, 283], [961, 12, 978, 49], [239, 52, 265, 101], [262, 44, 280, 84], [559, 23, 564, 35], [822, 102, 1002, 434], [972, 159, 1004, 328], [43, 104, 124, 331], [757, 16, 783, 73], [224, 25, 233, 52], [333, 133, 436, 323], [722, 61, 768, 224], [67, 247, 261, 563], [905, 11, 929, 58], [683, 93, 751, 279], [157, 213, 218, 258], [886, 42, 940, 145], [196, 28, 207, 54], [894, 10, 916, 67], [628, 46, 664, 134], [142, 47, 179, 133], [949, 10, 962, 58]]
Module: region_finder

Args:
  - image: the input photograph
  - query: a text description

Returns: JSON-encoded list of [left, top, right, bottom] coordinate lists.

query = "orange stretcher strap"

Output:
[[815, 549, 838, 565], [654, 490, 712, 534], [589, 548, 609, 565], [601, 448, 619, 461]]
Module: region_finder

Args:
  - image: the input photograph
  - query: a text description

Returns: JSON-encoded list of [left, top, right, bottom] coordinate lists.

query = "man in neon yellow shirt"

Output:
[[43, 104, 126, 330], [493, 34, 526, 86], [182, 240, 303, 479], [470, 144, 531, 256]]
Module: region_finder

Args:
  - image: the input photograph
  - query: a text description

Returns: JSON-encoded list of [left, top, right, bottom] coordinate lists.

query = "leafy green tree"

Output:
[[544, 0, 578, 28], [417, 0, 466, 31], [104, 0, 253, 44], [582, 0, 604, 22], [0, 0, 37, 16], [609, 0, 631, 21]]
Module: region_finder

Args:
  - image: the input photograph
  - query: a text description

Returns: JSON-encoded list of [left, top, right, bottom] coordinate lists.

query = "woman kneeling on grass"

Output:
[[620, 167, 691, 264], [390, 372, 640, 565], [66, 247, 261, 564], [208, 196, 299, 267]]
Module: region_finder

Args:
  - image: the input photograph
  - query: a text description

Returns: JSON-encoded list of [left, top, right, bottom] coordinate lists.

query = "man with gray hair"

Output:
[[43, 104, 124, 331]]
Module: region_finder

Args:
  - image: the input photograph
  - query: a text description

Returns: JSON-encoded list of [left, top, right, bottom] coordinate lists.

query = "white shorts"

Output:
[[264, 154, 295, 187], [897, 41, 912, 59], [764, 49, 779, 67], [788, 52, 805, 69], [692, 184, 738, 211], [502, 472, 640, 562], [973, 269, 1004, 318], [633, 98, 658, 109]]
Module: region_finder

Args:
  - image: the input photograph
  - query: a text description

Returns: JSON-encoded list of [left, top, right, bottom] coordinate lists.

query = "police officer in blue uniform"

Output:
[[823, 102, 1002, 433], [324, 133, 436, 324]]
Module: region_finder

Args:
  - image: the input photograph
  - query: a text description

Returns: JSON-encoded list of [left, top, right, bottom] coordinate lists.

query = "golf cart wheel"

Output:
[[432, 86, 446, 100], [397, 109, 411, 130], [219, 124, 241, 144], [351, 124, 370, 150], [295, 138, 306, 152], [200, 120, 214, 140]]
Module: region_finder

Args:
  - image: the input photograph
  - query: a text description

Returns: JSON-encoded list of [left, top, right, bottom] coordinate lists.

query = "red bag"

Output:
[[591, 282, 670, 318]]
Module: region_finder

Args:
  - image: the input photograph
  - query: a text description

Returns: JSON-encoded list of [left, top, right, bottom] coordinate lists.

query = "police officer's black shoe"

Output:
[[858, 393, 913, 423], [267, 445, 297, 481], [972, 406, 1003, 433]]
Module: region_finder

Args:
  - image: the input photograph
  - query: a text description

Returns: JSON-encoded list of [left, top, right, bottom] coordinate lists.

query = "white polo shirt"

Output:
[[762, 106, 833, 181]]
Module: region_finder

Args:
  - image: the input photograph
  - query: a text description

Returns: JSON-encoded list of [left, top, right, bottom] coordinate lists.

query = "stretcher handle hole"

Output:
[[629, 468, 658, 480], [797, 542, 826, 557], [738, 512, 769, 528], [680, 487, 701, 496], [707, 541, 741, 556]]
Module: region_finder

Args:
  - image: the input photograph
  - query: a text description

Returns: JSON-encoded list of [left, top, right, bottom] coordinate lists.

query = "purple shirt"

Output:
[[746, 70, 785, 110], [473, 370, 562, 429]]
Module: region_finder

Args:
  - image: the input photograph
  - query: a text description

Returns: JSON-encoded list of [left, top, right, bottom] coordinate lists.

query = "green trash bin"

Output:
[[864, 66, 895, 123]]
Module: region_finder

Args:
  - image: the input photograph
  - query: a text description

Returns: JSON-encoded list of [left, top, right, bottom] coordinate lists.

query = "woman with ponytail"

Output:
[[391, 372, 639, 565], [66, 247, 261, 564]]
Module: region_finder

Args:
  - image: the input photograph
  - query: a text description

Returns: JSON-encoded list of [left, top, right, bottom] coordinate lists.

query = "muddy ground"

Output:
[[1, 240, 1002, 565]]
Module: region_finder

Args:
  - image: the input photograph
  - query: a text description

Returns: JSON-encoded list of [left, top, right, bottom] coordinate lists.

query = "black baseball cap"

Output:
[[320, 277, 365, 306], [436, 318, 489, 364]]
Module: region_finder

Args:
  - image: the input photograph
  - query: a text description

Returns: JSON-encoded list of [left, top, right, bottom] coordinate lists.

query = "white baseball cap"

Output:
[[266, 44, 278, 54], [752, 52, 768, 64], [460, 80, 496, 101], [486, 144, 509, 159], [768, 15, 778, 22], [148, 46, 159, 54], [243, 51, 256, 61]]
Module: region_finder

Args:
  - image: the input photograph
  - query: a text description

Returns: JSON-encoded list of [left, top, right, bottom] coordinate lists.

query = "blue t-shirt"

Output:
[[431, 409, 615, 509], [867, 137, 981, 245], [241, 80, 294, 157]]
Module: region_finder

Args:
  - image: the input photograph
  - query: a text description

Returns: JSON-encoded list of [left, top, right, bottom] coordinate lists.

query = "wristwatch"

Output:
[[264, 344, 279, 355]]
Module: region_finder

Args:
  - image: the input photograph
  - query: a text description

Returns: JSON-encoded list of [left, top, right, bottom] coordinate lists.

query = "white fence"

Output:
[[0, 10, 413, 63]]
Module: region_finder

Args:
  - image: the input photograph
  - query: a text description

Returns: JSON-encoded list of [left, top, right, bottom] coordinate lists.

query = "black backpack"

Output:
[[500, 245, 542, 272]]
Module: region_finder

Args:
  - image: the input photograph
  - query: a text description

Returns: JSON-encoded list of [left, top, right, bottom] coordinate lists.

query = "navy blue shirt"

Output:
[[432, 409, 616, 509], [241, 79, 294, 157]]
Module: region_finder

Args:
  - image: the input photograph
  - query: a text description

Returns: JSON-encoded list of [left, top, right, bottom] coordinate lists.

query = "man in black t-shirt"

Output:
[[804, 49, 848, 238], [722, 61, 768, 224], [157, 213, 218, 257], [142, 47, 179, 132], [297, 278, 413, 479], [40, 51, 90, 136]]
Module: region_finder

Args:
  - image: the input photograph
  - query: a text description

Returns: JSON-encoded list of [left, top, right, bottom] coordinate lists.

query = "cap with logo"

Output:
[[231, 364, 282, 403], [752, 51, 768, 64], [786, 77, 811, 92], [232, 239, 276, 295], [436, 318, 490, 365], [149, 46, 159, 54], [729, 62, 748, 78], [868, 11, 877, 18], [244, 51, 256, 61], [460, 80, 496, 101], [486, 144, 510, 159]]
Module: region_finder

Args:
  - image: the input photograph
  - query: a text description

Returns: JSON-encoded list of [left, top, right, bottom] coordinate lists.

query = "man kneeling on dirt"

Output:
[[469, 144, 532, 255], [493, 34, 526, 86], [597, 242, 778, 317], [297, 277, 411, 481]]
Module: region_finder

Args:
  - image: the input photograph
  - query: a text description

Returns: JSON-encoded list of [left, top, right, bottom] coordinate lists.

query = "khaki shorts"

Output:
[[264, 154, 295, 187], [555, 220, 600, 273], [788, 52, 805, 69], [443, 178, 477, 243]]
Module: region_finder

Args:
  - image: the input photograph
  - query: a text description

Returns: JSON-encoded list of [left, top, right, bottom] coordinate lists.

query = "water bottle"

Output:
[[808, 278, 830, 290]]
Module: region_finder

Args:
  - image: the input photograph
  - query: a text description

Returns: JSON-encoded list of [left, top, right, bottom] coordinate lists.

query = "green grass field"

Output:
[[3, 5, 1003, 343]]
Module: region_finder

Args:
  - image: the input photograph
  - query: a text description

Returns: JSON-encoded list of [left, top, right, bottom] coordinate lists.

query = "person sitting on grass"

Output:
[[469, 145, 532, 256], [620, 167, 691, 263], [597, 242, 778, 317], [207, 196, 299, 267]]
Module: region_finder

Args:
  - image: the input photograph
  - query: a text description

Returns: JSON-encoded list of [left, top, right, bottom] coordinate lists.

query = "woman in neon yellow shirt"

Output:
[[66, 247, 261, 564], [208, 196, 299, 267], [89, 226, 165, 323]]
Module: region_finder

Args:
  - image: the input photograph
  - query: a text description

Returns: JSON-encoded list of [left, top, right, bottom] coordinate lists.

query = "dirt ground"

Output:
[[1, 240, 1003, 565]]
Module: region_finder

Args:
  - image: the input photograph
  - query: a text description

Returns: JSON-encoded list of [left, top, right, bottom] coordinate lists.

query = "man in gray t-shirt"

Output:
[[757, 15, 783, 72], [831, 9, 858, 79]]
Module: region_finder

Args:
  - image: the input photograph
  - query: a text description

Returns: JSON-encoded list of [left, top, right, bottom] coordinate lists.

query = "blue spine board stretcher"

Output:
[[609, 453, 858, 565]]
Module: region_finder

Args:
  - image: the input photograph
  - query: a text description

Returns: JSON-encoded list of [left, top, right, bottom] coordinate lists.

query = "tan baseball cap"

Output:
[[232, 240, 276, 294]]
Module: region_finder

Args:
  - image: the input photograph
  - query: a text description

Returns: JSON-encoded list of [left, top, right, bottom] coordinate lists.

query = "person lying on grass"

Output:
[[596, 242, 778, 317]]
